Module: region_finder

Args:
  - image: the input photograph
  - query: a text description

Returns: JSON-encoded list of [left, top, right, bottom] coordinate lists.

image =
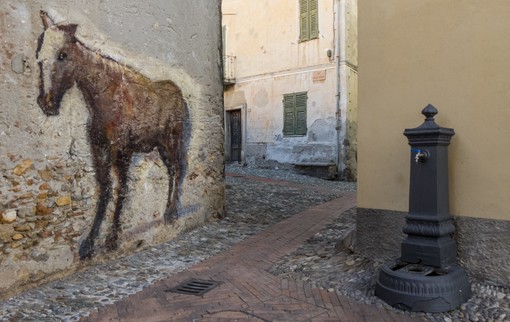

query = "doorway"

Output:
[[228, 109, 242, 162]]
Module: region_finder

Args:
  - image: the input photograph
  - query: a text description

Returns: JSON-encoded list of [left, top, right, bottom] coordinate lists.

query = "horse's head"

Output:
[[36, 11, 78, 116]]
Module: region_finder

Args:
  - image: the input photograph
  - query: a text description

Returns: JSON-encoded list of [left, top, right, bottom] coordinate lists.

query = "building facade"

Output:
[[222, 0, 357, 180], [357, 0, 510, 285]]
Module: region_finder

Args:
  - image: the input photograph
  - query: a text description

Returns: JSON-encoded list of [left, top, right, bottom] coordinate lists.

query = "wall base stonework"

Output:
[[244, 143, 268, 166], [355, 208, 406, 262], [356, 208, 510, 285], [293, 163, 337, 180], [455, 216, 510, 285]]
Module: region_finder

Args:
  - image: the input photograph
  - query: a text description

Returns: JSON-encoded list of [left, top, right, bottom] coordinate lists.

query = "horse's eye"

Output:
[[58, 52, 67, 61]]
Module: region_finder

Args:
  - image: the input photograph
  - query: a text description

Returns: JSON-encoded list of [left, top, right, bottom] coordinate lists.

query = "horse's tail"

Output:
[[176, 100, 192, 215]]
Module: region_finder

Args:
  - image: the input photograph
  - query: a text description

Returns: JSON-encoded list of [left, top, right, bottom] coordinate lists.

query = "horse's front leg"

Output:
[[105, 150, 132, 251], [79, 143, 112, 260]]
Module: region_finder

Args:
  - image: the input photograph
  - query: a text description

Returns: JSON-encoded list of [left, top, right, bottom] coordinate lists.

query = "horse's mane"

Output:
[[44, 10, 201, 103], [74, 38, 136, 78]]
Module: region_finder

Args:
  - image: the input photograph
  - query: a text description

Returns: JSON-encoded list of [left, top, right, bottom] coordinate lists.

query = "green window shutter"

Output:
[[309, 0, 319, 39], [283, 92, 307, 136], [299, 0, 309, 41], [295, 92, 307, 135], [283, 94, 296, 135]]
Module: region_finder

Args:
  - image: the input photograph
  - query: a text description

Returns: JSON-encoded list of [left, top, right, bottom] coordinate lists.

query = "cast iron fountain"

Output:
[[375, 104, 471, 312]]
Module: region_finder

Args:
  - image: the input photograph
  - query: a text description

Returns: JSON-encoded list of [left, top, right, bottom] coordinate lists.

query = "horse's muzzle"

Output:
[[37, 93, 60, 116]]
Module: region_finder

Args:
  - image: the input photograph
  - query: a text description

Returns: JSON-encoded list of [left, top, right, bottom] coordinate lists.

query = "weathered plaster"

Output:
[[222, 0, 357, 178], [0, 0, 223, 297]]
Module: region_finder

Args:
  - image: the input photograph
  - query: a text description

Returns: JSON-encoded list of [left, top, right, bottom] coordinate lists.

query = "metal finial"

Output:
[[422, 104, 438, 121]]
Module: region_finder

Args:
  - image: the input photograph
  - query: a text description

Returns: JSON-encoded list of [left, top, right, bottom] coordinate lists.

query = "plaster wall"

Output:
[[358, 0, 510, 221], [356, 0, 510, 283], [222, 0, 335, 78], [226, 68, 338, 165], [0, 0, 223, 297]]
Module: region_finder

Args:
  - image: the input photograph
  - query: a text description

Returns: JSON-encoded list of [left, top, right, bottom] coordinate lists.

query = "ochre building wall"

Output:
[[357, 0, 510, 284]]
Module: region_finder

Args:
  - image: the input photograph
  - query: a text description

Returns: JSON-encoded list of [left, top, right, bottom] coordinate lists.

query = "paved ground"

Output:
[[5, 167, 508, 321], [2, 166, 509, 322], [82, 186, 417, 321]]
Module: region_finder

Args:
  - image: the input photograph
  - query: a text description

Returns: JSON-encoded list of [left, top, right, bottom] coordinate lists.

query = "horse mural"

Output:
[[36, 11, 191, 260]]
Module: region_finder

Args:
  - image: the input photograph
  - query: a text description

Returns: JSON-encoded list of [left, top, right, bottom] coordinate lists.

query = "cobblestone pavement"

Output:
[[0, 165, 508, 321]]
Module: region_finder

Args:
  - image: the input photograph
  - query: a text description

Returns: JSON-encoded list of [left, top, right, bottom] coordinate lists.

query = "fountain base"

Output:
[[376, 260, 471, 312]]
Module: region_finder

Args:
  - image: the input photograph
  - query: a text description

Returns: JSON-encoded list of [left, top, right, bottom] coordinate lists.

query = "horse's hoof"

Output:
[[164, 210, 178, 225], [164, 215, 177, 225], [105, 234, 118, 251], [79, 239, 94, 260]]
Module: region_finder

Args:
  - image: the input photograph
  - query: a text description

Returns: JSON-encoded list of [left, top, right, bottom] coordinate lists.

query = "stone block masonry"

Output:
[[0, 0, 223, 298]]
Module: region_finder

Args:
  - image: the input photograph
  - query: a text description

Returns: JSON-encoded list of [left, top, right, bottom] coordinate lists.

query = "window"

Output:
[[299, 0, 319, 41], [283, 92, 307, 136]]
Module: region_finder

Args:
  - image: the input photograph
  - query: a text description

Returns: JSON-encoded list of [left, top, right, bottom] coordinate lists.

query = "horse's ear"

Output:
[[60, 24, 78, 38], [40, 10, 55, 29], [57, 23, 78, 40]]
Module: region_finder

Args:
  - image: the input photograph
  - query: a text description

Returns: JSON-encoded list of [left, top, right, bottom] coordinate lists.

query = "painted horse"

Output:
[[36, 11, 190, 259]]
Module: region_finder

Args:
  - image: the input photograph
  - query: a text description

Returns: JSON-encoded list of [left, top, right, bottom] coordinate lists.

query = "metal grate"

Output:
[[166, 279, 221, 296]]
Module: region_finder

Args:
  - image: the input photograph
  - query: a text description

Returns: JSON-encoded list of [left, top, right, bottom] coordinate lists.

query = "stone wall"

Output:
[[356, 208, 510, 285], [0, 1, 223, 298]]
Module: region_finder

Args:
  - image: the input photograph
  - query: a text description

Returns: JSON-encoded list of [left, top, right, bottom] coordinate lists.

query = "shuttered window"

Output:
[[299, 0, 319, 41], [283, 92, 307, 136]]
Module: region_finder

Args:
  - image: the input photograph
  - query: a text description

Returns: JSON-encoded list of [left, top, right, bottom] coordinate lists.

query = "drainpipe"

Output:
[[335, 0, 345, 178], [242, 103, 247, 164]]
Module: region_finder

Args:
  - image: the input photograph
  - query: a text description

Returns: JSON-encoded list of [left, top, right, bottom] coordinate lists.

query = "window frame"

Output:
[[299, 0, 319, 42], [283, 92, 308, 137]]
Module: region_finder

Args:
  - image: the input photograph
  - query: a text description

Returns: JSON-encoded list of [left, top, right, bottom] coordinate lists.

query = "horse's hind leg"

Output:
[[79, 144, 112, 260], [105, 150, 132, 251], [158, 129, 184, 224]]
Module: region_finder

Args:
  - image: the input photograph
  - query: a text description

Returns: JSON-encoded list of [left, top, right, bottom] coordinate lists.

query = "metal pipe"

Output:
[[334, 0, 342, 176]]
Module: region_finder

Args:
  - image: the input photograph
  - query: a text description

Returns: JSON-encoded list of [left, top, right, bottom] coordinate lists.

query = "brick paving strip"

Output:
[[83, 189, 419, 322]]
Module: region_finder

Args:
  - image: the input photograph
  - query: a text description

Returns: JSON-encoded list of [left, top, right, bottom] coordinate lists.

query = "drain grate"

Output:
[[166, 279, 221, 296]]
